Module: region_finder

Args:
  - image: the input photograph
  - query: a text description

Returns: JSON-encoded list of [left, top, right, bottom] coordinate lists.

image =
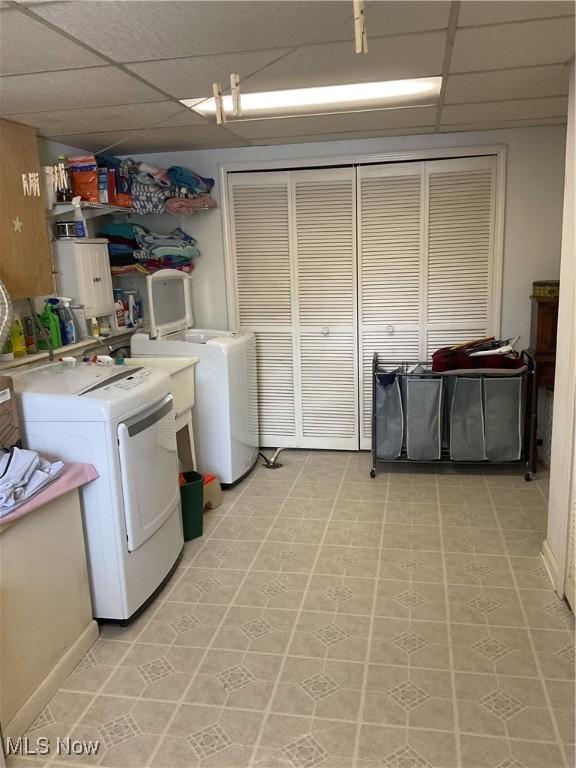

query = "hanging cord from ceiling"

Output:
[[89, 2, 370, 156]]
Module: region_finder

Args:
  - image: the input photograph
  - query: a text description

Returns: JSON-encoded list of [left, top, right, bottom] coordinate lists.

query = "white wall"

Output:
[[544, 63, 575, 594], [130, 125, 566, 343], [37, 137, 85, 166]]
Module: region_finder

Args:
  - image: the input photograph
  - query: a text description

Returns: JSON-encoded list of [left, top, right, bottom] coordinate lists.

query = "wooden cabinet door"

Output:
[[0, 119, 53, 299]]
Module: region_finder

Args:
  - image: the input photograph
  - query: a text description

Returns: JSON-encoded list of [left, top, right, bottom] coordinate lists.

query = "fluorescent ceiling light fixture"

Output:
[[181, 77, 442, 120]]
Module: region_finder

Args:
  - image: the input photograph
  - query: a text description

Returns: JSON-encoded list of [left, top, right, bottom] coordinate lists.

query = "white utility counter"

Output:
[[125, 356, 198, 471], [0, 466, 99, 740]]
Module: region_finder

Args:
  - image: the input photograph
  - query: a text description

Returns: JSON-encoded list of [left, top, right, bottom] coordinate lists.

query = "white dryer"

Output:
[[12, 362, 183, 621], [131, 269, 259, 485]]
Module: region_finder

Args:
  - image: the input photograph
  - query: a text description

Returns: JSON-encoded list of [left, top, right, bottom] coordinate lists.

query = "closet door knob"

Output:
[[321, 327, 330, 336]]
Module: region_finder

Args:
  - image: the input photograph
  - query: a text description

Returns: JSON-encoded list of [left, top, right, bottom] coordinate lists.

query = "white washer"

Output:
[[131, 269, 259, 485], [12, 361, 184, 621]]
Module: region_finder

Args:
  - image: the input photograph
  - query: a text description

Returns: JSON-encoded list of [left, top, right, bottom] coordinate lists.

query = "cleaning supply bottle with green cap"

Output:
[[38, 301, 62, 349]]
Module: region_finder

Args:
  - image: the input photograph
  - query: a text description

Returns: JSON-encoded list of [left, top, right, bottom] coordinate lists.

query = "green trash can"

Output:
[[180, 471, 204, 541]]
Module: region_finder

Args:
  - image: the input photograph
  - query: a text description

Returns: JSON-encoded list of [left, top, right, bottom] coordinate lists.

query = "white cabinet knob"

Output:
[[321, 327, 330, 336]]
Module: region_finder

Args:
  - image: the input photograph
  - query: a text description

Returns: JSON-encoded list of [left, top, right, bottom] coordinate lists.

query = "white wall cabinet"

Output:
[[227, 157, 500, 450], [53, 238, 114, 318]]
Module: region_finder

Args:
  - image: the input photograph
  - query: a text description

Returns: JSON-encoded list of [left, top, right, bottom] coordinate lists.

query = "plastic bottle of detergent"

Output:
[[38, 301, 62, 349], [0, 336, 13, 361], [113, 288, 126, 328], [10, 315, 27, 357], [123, 290, 139, 328]]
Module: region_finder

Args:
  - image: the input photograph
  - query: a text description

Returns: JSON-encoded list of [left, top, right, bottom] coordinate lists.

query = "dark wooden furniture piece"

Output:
[[530, 295, 559, 387]]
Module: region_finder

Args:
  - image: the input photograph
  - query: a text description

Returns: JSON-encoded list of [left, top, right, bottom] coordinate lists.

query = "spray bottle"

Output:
[[56, 297, 78, 345], [72, 196, 87, 238]]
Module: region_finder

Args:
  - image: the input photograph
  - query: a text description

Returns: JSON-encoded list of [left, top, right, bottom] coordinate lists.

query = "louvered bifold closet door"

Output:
[[228, 172, 296, 446], [293, 168, 358, 449], [424, 156, 497, 356], [357, 163, 424, 449]]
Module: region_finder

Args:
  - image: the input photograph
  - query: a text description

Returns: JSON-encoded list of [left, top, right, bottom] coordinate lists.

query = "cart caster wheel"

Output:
[[370, 469, 376, 479], [524, 472, 534, 482]]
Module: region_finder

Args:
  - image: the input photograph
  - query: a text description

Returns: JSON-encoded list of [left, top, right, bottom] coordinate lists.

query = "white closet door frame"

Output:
[[292, 167, 359, 450]]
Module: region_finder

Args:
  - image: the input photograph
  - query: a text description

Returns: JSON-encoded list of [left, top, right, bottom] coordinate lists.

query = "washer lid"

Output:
[[11, 361, 139, 396], [146, 269, 194, 339]]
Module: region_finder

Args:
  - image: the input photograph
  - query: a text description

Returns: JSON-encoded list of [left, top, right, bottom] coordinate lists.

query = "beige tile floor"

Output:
[[12, 451, 575, 768]]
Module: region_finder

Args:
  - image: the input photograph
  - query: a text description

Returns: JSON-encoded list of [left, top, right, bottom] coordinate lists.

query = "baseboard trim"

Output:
[[4, 620, 99, 739], [541, 538, 562, 594]]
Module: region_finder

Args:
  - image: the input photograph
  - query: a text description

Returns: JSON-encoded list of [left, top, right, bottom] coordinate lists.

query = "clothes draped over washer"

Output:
[[0, 447, 64, 516]]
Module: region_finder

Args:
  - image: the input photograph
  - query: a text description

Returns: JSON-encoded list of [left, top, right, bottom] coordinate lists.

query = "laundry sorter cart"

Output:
[[370, 349, 538, 480]]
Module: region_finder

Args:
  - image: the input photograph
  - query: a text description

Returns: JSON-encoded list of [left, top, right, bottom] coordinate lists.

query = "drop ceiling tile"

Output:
[[445, 65, 570, 103], [5, 101, 205, 136], [14, 0, 69, 5], [438, 117, 567, 132], [458, 1, 574, 27], [0, 10, 106, 74], [160, 108, 220, 128], [50, 125, 251, 153], [242, 31, 446, 92], [30, 1, 354, 62], [441, 97, 568, 125], [225, 106, 437, 140], [0, 67, 164, 114], [450, 18, 575, 73], [127, 49, 292, 100], [352, 1, 451, 35], [250, 125, 437, 145]]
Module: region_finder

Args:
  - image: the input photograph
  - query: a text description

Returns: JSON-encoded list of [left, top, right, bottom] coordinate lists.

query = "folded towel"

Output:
[[167, 166, 214, 194], [137, 162, 171, 187], [134, 225, 197, 251], [165, 196, 217, 215], [98, 222, 140, 239], [0, 447, 64, 515], [131, 181, 167, 215]]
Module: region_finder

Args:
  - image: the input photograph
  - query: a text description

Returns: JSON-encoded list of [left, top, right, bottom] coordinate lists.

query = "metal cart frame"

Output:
[[370, 349, 538, 481]]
